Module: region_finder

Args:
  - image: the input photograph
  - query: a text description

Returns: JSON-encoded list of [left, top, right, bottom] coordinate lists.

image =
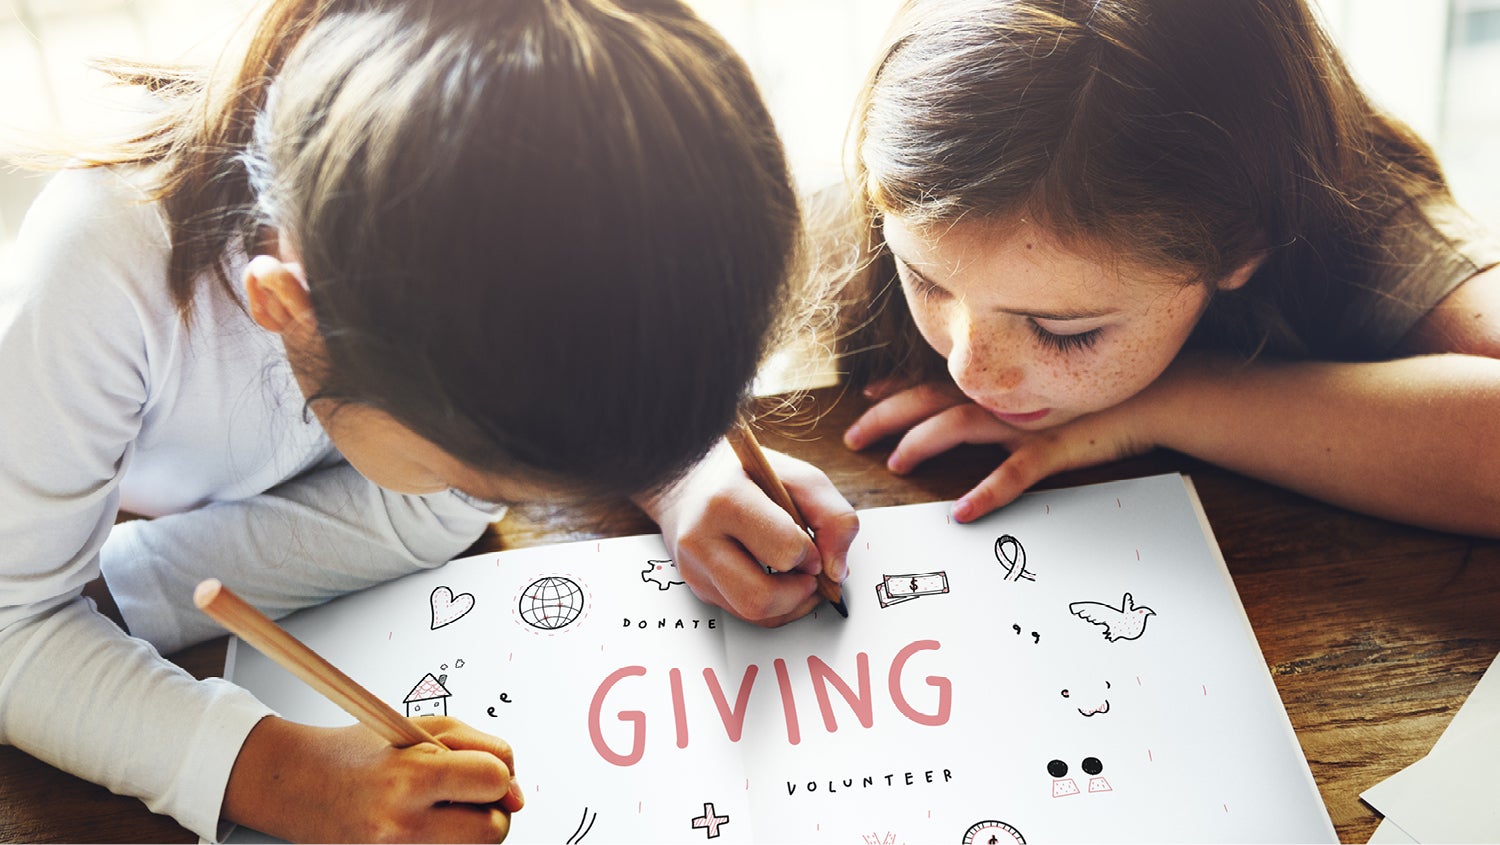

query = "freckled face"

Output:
[[882, 215, 1218, 430]]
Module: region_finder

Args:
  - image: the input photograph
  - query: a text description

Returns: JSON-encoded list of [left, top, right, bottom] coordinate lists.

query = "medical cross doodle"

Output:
[[690, 802, 730, 839]]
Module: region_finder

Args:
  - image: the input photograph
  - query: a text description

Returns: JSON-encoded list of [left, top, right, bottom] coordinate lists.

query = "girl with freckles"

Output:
[[826, 0, 1500, 536]]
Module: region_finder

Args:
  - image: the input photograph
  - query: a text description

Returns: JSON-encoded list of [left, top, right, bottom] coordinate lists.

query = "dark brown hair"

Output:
[[44, 0, 803, 501], [837, 0, 1453, 381]]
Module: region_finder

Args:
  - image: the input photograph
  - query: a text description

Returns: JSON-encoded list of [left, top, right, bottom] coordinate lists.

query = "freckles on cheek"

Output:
[[1095, 325, 1192, 405], [1052, 341, 1159, 411], [1049, 358, 1122, 407], [1043, 290, 1206, 412]]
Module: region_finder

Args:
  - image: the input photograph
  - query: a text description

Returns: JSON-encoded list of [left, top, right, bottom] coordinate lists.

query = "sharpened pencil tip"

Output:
[[830, 596, 849, 618]]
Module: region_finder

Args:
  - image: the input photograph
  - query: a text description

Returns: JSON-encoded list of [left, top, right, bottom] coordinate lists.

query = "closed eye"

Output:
[[1029, 321, 1103, 353]]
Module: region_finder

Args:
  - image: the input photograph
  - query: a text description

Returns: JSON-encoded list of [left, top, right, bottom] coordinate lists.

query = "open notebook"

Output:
[[222, 473, 1334, 843]]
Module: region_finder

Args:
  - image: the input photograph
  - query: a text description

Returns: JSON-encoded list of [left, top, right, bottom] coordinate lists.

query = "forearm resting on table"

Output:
[[1148, 352, 1500, 537]]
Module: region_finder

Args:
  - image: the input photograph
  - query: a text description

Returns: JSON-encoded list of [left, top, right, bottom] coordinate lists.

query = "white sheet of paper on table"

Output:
[[1362, 649, 1500, 843], [222, 473, 1334, 843]]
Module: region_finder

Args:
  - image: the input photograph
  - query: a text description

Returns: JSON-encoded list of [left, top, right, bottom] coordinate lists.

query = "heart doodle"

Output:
[[430, 586, 476, 629]]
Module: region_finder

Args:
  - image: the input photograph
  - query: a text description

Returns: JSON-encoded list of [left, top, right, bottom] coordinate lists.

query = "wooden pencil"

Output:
[[727, 419, 849, 618], [194, 578, 443, 747], [193, 579, 524, 811]]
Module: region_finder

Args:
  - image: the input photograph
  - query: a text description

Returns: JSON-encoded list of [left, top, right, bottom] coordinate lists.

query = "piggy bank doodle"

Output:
[[642, 559, 685, 591]]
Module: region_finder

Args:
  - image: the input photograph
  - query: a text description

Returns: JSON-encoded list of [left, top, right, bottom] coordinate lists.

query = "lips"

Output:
[[989, 407, 1051, 425]]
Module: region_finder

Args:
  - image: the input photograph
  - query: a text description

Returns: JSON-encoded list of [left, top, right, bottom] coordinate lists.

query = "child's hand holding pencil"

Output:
[[633, 419, 858, 627], [197, 579, 524, 843]]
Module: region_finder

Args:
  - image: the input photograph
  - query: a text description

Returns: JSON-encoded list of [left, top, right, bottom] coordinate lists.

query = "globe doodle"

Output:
[[518, 576, 586, 630]]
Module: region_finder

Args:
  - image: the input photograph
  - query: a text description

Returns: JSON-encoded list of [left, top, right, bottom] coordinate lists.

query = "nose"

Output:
[[945, 315, 1023, 397]]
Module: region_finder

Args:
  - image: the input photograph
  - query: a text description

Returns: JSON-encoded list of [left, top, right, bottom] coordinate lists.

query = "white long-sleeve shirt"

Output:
[[0, 166, 502, 840]]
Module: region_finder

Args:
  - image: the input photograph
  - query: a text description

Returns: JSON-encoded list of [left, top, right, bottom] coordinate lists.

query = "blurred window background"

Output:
[[2, 0, 1498, 262]]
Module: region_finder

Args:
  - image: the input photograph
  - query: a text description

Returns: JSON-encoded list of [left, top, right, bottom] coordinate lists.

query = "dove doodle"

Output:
[[1068, 592, 1155, 642]]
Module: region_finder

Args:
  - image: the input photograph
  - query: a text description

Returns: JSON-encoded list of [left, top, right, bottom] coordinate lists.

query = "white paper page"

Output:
[[720, 473, 1333, 843], [1368, 820, 1420, 844], [225, 473, 1333, 843], [1357, 716, 1500, 842], [1361, 650, 1500, 843], [228, 534, 747, 843]]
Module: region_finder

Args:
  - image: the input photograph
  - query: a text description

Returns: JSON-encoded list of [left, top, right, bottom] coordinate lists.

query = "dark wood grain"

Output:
[[3, 386, 1493, 843]]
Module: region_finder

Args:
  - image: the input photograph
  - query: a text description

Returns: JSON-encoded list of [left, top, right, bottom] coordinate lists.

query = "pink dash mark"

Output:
[[1136, 675, 1142, 686], [1135, 549, 1141, 561], [638, 801, 642, 814], [1148, 748, 1154, 762], [1046, 504, 1051, 515], [946, 514, 951, 524], [1224, 803, 1230, 813], [1117, 497, 1122, 508], [597, 542, 601, 553], [388, 631, 392, 640], [1203, 684, 1209, 696]]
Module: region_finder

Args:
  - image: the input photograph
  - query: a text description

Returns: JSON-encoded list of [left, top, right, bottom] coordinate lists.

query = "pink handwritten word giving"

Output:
[[588, 639, 953, 766]]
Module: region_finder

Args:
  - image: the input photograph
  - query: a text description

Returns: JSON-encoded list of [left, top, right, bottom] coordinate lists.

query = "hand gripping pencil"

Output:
[[193, 578, 524, 811], [727, 419, 849, 617]]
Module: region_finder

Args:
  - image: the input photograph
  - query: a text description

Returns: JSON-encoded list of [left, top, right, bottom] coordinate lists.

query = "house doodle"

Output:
[[404, 672, 451, 716]]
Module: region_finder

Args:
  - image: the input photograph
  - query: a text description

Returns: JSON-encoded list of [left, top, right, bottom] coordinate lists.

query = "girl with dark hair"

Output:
[[0, 1, 856, 840], [830, 0, 1500, 535]]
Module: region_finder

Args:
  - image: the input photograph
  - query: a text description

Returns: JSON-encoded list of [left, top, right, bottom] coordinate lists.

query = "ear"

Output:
[[244, 254, 316, 336], [1215, 253, 1266, 292]]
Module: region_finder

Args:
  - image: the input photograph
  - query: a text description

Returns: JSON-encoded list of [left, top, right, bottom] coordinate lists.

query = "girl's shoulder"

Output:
[[1335, 195, 1500, 352], [1196, 194, 1500, 361], [4, 164, 180, 327], [1400, 196, 1500, 280], [12, 164, 171, 272]]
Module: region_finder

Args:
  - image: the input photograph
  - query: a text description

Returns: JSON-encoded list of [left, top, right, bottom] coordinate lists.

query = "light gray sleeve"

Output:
[[0, 597, 273, 842], [0, 168, 270, 841], [0, 167, 499, 841], [103, 463, 501, 655]]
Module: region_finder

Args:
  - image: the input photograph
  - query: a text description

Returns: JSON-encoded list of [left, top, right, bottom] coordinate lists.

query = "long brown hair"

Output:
[[46, 0, 804, 500], [838, 0, 1453, 381]]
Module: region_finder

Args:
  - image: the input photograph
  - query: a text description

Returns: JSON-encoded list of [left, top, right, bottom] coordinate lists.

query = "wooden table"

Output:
[[3, 386, 1496, 843]]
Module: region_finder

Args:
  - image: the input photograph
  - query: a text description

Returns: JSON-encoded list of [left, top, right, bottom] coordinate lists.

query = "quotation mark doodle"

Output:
[[1013, 623, 1040, 644]]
